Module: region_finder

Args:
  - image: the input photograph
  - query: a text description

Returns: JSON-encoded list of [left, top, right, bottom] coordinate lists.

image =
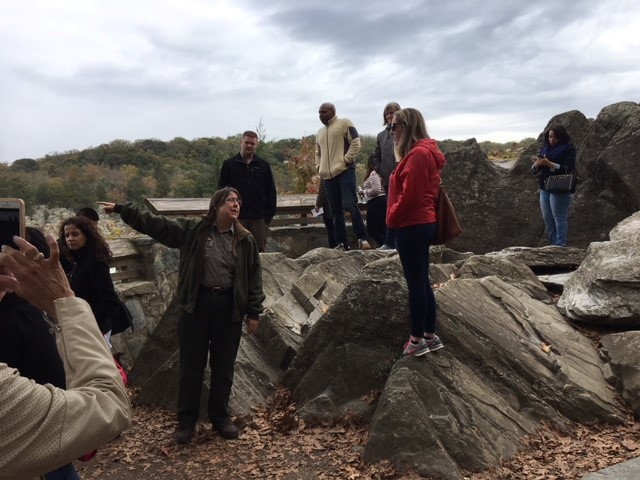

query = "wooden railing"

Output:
[[108, 195, 369, 282], [144, 195, 368, 228]]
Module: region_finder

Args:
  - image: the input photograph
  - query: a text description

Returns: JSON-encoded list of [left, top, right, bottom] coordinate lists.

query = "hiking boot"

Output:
[[174, 425, 195, 445], [358, 239, 371, 250], [402, 338, 429, 357], [377, 244, 396, 251], [424, 334, 444, 352], [214, 420, 239, 440]]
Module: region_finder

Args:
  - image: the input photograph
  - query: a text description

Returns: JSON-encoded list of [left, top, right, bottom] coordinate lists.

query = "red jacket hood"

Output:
[[413, 139, 447, 171], [385, 138, 447, 229]]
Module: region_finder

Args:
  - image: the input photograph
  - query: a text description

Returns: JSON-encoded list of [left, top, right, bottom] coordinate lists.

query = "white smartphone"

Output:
[[0, 198, 26, 248]]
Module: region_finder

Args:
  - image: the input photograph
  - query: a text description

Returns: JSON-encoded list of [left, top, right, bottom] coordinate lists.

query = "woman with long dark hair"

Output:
[[531, 125, 577, 246], [98, 187, 264, 445], [59, 216, 120, 341], [387, 108, 447, 356]]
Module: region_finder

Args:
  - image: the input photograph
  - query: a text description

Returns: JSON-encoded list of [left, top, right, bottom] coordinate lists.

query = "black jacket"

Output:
[[118, 203, 265, 318], [533, 143, 577, 190], [218, 154, 277, 223], [0, 293, 66, 387], [63, 249, 120, 334]]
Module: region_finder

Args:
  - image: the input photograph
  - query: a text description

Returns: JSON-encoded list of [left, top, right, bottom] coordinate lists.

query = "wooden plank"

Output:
[[108, 239, 142, 283], [111, 268, 141, 283], [144, 197, 211, 215], [270, 217, 324, 227], [145, 195, 367, 218], [108, 238, 140, 259]]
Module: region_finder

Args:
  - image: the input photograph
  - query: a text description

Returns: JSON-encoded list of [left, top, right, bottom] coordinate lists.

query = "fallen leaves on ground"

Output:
[[77, 387, 397, 479], [468, 419, 640, 480], [77, 387, 640, 480]]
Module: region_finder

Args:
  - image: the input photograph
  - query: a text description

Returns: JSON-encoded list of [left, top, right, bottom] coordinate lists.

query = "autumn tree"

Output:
[[286, 135, 318, 194]]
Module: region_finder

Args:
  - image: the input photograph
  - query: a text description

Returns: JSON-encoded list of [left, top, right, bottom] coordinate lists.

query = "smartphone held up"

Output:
[[0, 198, 25, 249]]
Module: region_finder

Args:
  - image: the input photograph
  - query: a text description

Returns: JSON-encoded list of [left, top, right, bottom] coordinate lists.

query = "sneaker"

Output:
[[402, 338, 430, 356], [424, 334, 444, 352], [214, 420, 239, 440], [334, 243, 351, 251], [358, 239, 372, 250], [377, 244, 396, 251], [174, 424, 195, 445]]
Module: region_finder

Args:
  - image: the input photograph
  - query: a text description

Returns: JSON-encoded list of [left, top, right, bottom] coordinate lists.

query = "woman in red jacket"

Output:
[[386, 108, 447, 356]]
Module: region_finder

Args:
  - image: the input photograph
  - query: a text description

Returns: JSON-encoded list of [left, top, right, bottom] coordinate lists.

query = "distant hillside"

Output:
[[0, 134, 533, 214]]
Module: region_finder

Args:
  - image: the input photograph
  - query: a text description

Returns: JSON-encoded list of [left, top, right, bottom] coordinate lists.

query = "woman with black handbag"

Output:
[[531, 125, 577, 246]]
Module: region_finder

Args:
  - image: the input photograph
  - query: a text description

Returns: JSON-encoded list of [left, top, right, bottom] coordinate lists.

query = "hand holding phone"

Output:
[[0, 198, 25, 249]]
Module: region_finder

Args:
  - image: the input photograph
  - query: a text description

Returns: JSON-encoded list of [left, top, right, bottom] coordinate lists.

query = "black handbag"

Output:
[[544, 169, 578, 194], [111, 299, 134, 335]]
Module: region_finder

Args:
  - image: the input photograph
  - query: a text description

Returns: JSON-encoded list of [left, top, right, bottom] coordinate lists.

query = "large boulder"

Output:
[[123, 216, 640, 478], [486, 246, 587, 272], [282, 257, 407, 421], [129, 246, 393, 417], [557, 211, 640, 327], [600, 331, 640, 416], [457, 254, 550, 302], [363, 275, 623, 479], [443, 102, 640, 254], [281, 250, 624, 479], [569, 102, 640, 246]]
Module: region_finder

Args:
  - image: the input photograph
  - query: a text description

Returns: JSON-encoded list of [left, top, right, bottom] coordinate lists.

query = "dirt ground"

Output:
[[74, 386, 640, 480]]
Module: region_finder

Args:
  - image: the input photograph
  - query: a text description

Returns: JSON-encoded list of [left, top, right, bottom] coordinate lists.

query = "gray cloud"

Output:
[[1, 0, 638, 162]]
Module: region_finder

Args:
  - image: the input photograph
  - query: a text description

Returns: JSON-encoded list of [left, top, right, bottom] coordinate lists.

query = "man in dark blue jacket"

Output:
[[218, 131, 277, 252]]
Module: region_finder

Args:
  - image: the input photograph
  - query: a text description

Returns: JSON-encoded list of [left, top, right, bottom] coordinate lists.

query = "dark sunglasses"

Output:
[[390, 122, 402, 131]]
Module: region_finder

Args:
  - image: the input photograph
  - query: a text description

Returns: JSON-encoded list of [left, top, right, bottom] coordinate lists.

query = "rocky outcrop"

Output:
[[26, 102, 640, 258], [456, 254, 551, 301], [600, 332, 640, 417], [117, 206, 640, 479], [280, 250, 623, 479], [363, 274, 622, 479], [75, 97, 639, 477], [557, 211, 640, 327], [486, 246, 587, 272], [128, 246, 396, 417], [442, 102, 640, 254]]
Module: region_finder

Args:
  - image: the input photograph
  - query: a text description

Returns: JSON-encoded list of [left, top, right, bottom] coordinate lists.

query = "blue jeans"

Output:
[[540, 190, 572, 246], [324, 168, 367, 246], [396, 223, 437, 338], [45, 463, 80, 480]]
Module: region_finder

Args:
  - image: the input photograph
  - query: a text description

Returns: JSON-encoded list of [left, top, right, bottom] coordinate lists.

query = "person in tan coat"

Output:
[[315, 102, 371, 251], [0, 234, 131, 479]]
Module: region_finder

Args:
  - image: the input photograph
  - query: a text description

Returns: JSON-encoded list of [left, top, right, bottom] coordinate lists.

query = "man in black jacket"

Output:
[[218, 131, 277, 252]]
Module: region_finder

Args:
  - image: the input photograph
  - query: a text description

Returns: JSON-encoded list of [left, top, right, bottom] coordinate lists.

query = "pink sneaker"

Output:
[[402, 339, 430, 356]]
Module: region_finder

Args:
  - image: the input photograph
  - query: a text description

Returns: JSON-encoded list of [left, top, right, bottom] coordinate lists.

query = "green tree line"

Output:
[[0, 133, 533, 214]]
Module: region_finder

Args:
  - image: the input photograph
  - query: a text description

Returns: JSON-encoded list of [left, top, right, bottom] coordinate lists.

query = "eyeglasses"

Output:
[[390, 123, 402, 131], [225, 197, 242, 205]]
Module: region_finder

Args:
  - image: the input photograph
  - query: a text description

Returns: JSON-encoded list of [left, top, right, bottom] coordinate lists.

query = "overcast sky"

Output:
[[1, 0, 638, 163]]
